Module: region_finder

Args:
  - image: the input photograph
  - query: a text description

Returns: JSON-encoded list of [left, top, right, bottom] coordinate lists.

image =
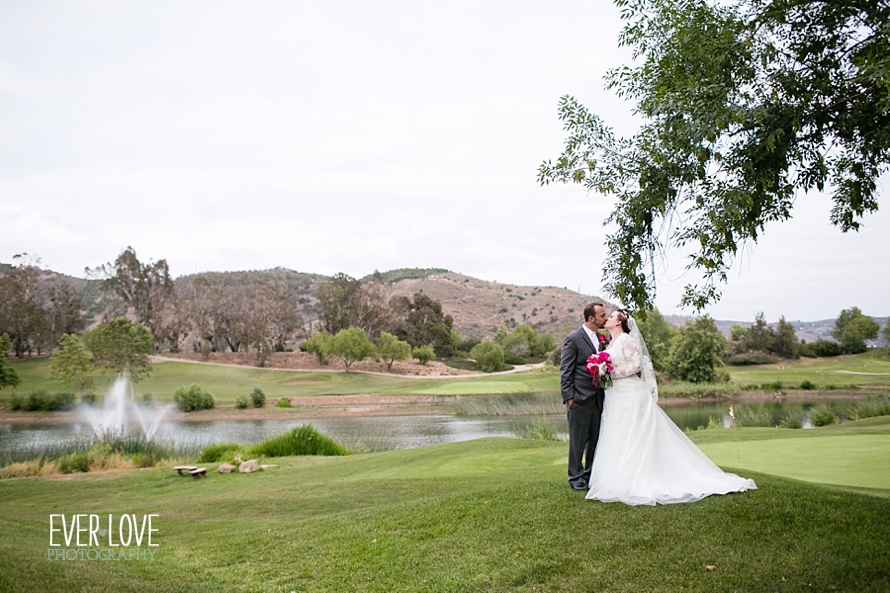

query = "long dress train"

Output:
[[586, 333, 756, 506]]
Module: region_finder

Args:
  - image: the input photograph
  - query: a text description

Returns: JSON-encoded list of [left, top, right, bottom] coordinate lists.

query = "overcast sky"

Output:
[[1, 0, 887, 323]]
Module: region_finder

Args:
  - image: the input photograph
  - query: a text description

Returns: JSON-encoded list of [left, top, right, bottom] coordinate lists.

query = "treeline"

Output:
[[637, 307, 890, 384]]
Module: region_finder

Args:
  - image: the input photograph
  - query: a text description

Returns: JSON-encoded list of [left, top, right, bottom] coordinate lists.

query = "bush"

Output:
[[811, 339, 842, 357], [809, 405, 839, 427], [235, 396, 248, 409], [724, 352, 780, 365], [762, 381, 784, 391], [251, 425, 349, 457], [15, 390, 77, 412], [81, 393, 98, 405], [799, 380, 816, 390], [276, 398, 291, 408], [58, 451, 90, 474], [250, 388, 266, 408], [174, 384, 215, 412], [140, 393, 153, 405], [197, 442, 242, 463], [470, 341, 506, 373], [736, 404, 774, 427], [413, 344, 436, 365], [779, 410, 804, 429]]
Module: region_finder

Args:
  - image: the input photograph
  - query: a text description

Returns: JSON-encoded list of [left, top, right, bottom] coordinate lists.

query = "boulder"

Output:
[[239, 460, 260, 473], [218, 463, 235, 474]]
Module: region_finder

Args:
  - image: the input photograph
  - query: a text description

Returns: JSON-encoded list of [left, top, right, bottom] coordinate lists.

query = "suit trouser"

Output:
[[566, 398, 601, 487]]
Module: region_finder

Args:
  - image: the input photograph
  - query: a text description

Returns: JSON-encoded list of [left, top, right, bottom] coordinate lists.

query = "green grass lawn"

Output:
[[2, 358, 561, 403], [1, 422, 889, 592], [726, 348, 890, 388], [4, 350, 890, 406], [695, 416, 890, 492]]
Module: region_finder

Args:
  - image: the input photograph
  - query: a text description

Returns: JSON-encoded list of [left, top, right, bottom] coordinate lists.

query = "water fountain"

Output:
[[80, 375, 173, 440]]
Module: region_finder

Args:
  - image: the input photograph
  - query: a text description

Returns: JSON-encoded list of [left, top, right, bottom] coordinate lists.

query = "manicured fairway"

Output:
[[1, 426, 889, 592], [699, 434, 890, 490]]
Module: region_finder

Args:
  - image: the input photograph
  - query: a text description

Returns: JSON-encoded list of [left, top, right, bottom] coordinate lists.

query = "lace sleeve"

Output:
[[612, 334, 642, 379]]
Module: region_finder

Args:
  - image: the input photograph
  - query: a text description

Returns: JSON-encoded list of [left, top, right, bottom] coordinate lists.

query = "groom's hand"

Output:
[[566, 399, 573, 408]]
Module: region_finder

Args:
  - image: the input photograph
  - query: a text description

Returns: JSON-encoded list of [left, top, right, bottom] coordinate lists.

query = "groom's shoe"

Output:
[[570, 482, 588, 491]]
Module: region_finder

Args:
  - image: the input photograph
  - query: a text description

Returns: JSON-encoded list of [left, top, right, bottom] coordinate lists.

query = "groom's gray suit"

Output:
[[560, 325, 606, 489]]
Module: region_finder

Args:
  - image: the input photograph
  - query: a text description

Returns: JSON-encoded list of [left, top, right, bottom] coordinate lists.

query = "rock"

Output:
[[218, 463, 235, 474], [239, 460, 259, 473]]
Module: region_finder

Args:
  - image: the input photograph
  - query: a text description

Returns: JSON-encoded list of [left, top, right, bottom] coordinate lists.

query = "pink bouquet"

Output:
[[586, 351, 614, 389]]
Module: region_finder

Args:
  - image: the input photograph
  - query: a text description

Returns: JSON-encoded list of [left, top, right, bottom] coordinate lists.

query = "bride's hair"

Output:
[[615, 309, 631, 334]]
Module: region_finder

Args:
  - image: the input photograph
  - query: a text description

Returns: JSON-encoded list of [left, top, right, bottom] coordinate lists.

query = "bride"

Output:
[[586, 310, 756, 505]]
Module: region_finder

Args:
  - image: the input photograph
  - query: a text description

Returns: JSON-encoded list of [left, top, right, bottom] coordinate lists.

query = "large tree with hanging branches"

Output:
[[539, 0, 890, 311]]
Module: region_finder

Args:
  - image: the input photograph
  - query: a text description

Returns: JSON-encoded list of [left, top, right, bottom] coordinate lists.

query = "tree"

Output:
[[82, 318, 154, 382], [89, 247, 174, 348], [377, 332, 412, 371], [742, 313, 775, 354], [317, 274, 393, 338], [302, 331, 335, 364], [50, 334, 97, 397], [390, 292, 455, 357], [771, 316, 800, 359], [0, 255, 47, 358], [497, 324, 557, 361], [635, 309, 676, 373], [832, 307, 880, 353], [331, 327, 377, 371], [0, 333, 20, 390], [539, 0, 890, 311], [667, 316, 727, 383], [470, 341, 505, 373], [729, 324, 747, 342], [883, 321, 890, 348], [413, 344, 436, 365]]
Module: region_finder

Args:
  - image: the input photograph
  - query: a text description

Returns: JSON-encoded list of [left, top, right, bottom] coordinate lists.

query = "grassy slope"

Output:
[[1, 423, 889, 592]]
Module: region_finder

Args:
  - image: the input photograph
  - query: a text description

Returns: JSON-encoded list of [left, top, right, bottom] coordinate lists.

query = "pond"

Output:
[[0, 396, 860, 460]]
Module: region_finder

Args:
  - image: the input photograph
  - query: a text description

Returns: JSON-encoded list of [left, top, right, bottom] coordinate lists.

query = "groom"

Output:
[[560, 302, 607, 490]]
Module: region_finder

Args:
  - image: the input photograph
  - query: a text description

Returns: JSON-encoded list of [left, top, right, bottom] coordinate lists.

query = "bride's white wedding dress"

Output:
[[586, 332, 756, 506]]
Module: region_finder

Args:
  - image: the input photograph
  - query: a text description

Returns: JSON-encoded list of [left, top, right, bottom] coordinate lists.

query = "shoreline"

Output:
[[0, 390, 870, 425]]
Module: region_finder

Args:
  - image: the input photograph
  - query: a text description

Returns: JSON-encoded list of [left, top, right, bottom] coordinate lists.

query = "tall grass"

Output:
[[513, 417, 562, 441], [848, 393, 890, 420], [0, 431, 204, 478], [657, 380, 738, 399], [452, 392, 563, 416]]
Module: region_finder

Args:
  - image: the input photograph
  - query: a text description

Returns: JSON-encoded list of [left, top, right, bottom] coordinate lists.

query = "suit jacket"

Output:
[[560, 326, 606, 409]]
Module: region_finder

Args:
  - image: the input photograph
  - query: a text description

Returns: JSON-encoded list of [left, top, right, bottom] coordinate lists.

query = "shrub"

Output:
[[250, 425, 349, 457], [724, 352, 780, 365], [809, 405, 839, 427], [470, 341, 505, 373], [10, 394, 23, 410], [413, 344, 436, 365], [250, 388, 266, 408], [762, 381, 784, 391], [811, 339, 842, 357], [174, 384, 215, 412], [276, 398, 291, 408], [779, 409, 804, 428], [81, 393, 98, 405], [197, 442, 242, 463], [140, 393, 153, 405], [58, 451, 90, 474], [743, 384, 761, 391], [799, 380, 816, 390], [736, 404, 774, 427], [235, 396, 248, 409], [18, 390, 76, 412], [515, 418, 560, 441]]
